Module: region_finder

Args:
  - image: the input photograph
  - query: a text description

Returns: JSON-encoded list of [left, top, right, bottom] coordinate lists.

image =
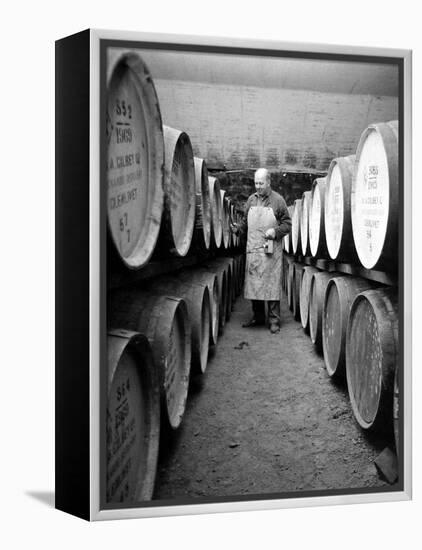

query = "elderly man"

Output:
[[233, 168, 291, 333]]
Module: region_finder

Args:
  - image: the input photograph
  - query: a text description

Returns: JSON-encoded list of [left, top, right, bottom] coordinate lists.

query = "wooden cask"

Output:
[[324, 155, 357, 262], [287, 261, 295, 311], [158, 125, 196, 256], [309, 271, 340, 351], [107, 329, 160, 503], [351, 121, 398, 270], [299, 266, 320, 332], [215, 256, 236, 311], [177, 269, 220, 346], [108, 292, 191, 429], [346, 288, 398, 431], [209, 176, 223, 248], [292, 262, 305, 321], [285, 205, 294, 253], [220, 190, 230, 249], [193, 157, 212, 250], [107, 53, 164, 269], [291, 199, 302, 255], [300, 191, 312, 256], [235, 253, 245, 296], [309, 177, 328, 258], [147, 277, 211, 375], [204, 259, 232, 322], [322, 276, 375, 378]]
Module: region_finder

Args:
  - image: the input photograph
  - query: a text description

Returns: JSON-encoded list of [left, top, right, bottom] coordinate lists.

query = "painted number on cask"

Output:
[[107, 69, 149, 260], [107, 356, 145, 503]]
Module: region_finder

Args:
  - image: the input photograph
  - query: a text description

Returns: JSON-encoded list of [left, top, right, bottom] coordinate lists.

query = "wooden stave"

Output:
[[345, 288, 398, 432], [322, 276, 376, 379], [107, 53, 165, 270], [107, 329, 160, 503], [108, 291, 191, 430]]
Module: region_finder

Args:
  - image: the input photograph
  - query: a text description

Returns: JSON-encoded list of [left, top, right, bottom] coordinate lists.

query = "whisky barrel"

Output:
[[284, 205, 294, 253], [107, 329, 160, 503], [322, 276, 375, 378], [309, 178, 328, 258], [107, 53, 164, 269], [346, 288, 398, 431], [300, 192, 312, 256], [351, 121, 398, 270], [309, 271, 340, 351], [239, 253, 246, 294], [157, 126, 196, 256], [147, 277, 211, 375], [108, 292, 191, 429], [203, 259, 232, 323], [235, 253, 245, 296], [292, 263, 305, 321], [283, 254, 291, 295], [324, 155, 357, 262], [220, 190, 231, 249], [213, 256, 236, 312], [177, 269, 220, 346], [393, 367, 399, 452], [291, 199, 302, 255], [209, 176, 223, 248], [299, 266, 320, 332], [193, 157, 212, 250], [230, 204, 237, 248], [287, 261, 295, 311]]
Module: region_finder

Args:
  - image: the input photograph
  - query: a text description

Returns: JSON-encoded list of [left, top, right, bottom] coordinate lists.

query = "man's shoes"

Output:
[[270, 323, 280, 334], [242, 318, 265, 328]]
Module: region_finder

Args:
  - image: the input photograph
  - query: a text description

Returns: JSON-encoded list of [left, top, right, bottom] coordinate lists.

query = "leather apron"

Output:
[[244, 205, 282, 300]]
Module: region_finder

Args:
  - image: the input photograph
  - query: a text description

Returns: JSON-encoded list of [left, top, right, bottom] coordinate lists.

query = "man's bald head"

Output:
[[254, 168, 271, 196]]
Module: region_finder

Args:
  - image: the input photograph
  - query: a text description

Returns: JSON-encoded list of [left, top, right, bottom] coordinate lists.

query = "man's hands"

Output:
[[264, 228, 275, 240]]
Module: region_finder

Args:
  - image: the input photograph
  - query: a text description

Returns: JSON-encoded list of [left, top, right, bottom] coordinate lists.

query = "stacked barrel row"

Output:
[[107, 52, 243, 272], [282, 258, 399, 449], [107, 254, 246, 504], [282, 119, 399, 448], [284, 120, 398, 272], [105, 47, 247, 505]]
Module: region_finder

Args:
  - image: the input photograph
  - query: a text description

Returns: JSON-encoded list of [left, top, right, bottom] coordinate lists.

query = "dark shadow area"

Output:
[[26, 491, 55, 508]]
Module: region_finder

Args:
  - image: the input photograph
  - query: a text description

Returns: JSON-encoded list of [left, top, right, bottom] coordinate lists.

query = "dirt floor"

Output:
[[153, 293, 391, 500]]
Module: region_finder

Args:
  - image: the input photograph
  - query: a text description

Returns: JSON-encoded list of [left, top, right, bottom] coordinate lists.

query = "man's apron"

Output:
[[244, 205, 282, 301]]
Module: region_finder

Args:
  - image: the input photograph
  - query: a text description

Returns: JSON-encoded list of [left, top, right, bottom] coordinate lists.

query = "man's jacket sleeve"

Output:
[[273, 196, 292, 241]]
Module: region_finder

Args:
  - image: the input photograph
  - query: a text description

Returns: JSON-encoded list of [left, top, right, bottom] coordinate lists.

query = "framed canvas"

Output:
[[55, 29, 412, 521]]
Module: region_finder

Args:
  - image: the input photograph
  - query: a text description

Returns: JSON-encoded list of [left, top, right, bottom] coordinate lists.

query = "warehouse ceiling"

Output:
[[127, 49, 399, 97]]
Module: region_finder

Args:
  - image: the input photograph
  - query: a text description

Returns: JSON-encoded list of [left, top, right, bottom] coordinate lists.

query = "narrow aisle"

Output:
[[154, 295, 388, 500]]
